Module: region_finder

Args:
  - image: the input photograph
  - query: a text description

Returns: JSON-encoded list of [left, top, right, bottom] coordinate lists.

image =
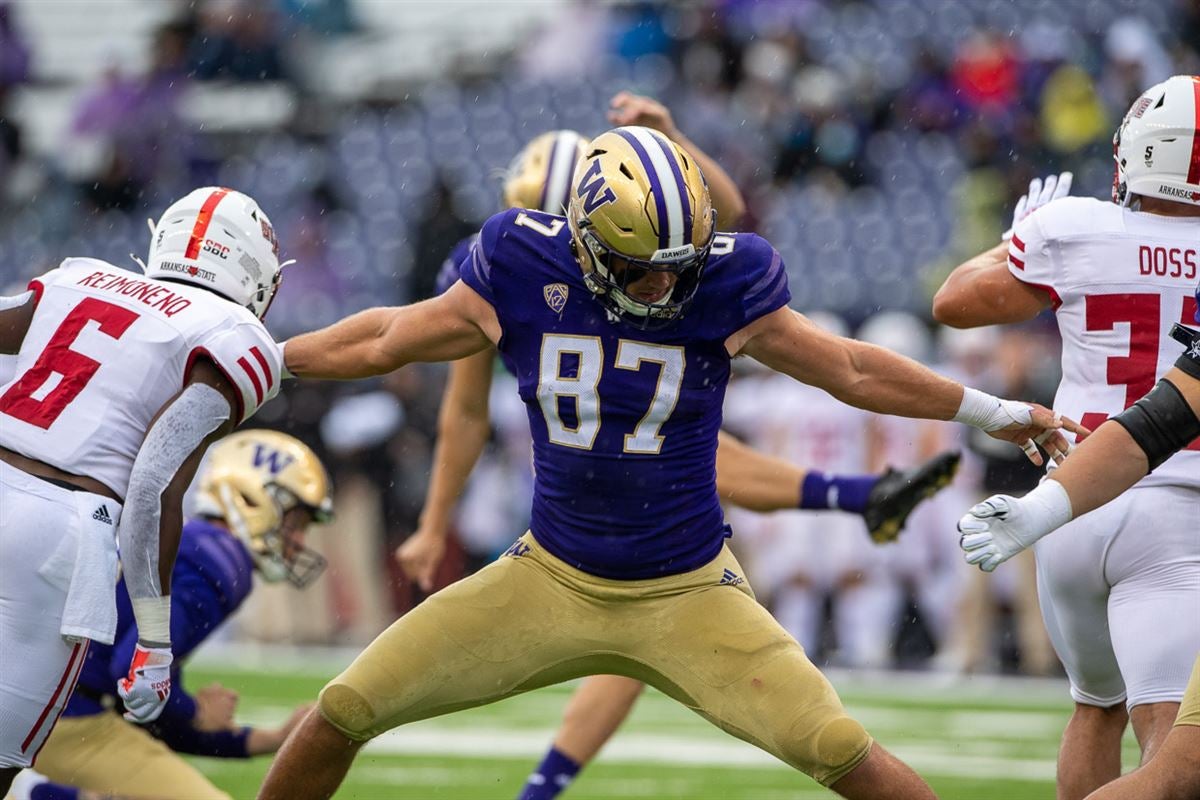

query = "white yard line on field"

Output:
[[354, 725, 1058, 781]]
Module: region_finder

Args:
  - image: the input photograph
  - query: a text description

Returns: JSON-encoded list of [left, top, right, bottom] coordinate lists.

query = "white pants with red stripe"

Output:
[[0, 464, 112, 767]]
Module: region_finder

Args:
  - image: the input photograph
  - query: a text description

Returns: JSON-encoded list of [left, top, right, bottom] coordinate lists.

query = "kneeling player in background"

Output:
[[9, 431, 332, 800]]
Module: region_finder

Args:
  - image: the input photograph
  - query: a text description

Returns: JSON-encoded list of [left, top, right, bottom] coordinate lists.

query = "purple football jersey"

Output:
[[460, 209, 790, 579]]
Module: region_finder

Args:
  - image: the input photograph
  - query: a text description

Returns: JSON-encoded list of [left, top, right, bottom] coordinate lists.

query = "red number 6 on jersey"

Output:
[[0, 297, 139, 429]]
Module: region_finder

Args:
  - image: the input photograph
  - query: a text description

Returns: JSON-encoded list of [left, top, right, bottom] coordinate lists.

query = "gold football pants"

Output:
[[319, 532, 872, 786], [33, 711, 231, 799], [1177, 655, 1200, 728]]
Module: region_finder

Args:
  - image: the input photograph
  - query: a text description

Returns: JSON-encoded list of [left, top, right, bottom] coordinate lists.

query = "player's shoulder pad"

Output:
[[462, 209, 567, 303], [1020, 196, 1115, 243], [189, 316, 282, 424], [713, 232, 790, 325]]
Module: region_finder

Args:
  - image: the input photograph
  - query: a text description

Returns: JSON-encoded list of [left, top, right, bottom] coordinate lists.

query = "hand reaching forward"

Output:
[[985, 403, 1089, 466]]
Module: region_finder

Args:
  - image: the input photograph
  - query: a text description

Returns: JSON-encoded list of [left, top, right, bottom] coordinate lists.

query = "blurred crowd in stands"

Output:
[[1, 0, 1197, 674]]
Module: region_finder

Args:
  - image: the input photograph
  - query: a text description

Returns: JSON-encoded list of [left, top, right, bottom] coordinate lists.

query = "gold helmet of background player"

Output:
[[502, 130, 590, 213], [567, 126, 715, 328], [195, 429, 334, 588]]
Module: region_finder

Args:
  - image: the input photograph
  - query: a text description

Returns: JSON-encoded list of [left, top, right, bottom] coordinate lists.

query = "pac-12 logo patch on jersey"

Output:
[[576, 161, 616, 214], [543, 283, 569, 314]]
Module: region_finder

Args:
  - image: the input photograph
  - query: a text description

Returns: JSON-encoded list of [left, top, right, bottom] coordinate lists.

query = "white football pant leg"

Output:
[[1105, 485, 1200, 708], [0, 464, 89, 767]]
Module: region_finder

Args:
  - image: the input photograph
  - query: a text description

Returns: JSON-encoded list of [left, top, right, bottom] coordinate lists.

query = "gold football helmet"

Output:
[[195, 430, 334, 588], [502, 130, 589, 213], [567, 126, 715, 328]]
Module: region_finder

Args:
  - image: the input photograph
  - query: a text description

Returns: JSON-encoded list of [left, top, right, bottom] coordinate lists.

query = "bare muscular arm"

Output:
[[284, 281, 500, 380]]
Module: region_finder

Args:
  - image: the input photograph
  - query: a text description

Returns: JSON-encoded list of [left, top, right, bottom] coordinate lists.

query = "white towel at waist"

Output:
[[37, 493, 122, 644]]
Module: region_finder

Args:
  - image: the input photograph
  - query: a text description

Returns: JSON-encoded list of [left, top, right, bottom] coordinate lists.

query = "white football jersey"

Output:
[[0, 258, 282, 497], [1009, 196, 1199, 488]]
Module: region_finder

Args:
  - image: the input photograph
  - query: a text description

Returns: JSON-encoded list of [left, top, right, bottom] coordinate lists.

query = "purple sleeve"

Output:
[[146, 716, 252, 758], [740, 237, 790, 327], [459, 212, 510, 306]]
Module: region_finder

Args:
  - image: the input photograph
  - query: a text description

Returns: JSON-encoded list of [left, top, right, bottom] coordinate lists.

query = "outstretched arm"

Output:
[[284, 281, 500, 380], [714, 430, 805, 512], [731, 307, 1080, 463], [959, 366, 1200, 573]]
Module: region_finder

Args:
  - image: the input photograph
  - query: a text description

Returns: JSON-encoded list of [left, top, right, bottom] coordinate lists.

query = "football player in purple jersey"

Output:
[[409, 95, 959, 800], [263, 125, 1080, 800]]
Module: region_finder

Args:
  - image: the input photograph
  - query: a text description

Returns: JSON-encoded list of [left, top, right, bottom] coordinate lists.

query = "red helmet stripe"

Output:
[[1188, 77, 1200, 186], [183, 188, 231, 260]]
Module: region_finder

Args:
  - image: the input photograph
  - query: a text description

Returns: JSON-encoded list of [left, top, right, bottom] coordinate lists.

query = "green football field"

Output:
[[186, 647, 1141, 799]]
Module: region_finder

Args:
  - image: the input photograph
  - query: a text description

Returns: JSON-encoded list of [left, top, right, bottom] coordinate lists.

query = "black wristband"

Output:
[[1170, 323, 1200, 381]]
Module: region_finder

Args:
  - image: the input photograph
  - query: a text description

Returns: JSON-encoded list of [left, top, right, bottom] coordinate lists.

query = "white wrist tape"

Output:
[[1011, 479, 1074, 548], [132, 596, 172, 644], [954, 387, 1033, 432]]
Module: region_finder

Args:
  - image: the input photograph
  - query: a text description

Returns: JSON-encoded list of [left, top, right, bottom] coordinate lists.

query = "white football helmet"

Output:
[[145, 187, 284, 318], [1113, 75, 1200, 207]]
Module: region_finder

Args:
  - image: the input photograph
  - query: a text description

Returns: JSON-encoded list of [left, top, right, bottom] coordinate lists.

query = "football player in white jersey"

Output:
[[0, 187, 284, 794], [933, 75, 1200, 800]]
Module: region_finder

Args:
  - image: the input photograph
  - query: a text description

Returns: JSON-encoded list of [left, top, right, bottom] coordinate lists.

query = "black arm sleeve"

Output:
[[1110, 376, 1200, 471]]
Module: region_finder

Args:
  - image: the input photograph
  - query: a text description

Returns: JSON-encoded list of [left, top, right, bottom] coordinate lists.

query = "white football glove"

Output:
[[1003, 171, 1072, 240], [957, 482, 1073, 572], [118, 643, 173, 723]]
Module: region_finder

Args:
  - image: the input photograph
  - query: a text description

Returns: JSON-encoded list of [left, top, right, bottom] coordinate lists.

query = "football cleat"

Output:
[[193, 430, 334, 587], [567, 126, 716, 328], [863, 451, 961, 544]]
